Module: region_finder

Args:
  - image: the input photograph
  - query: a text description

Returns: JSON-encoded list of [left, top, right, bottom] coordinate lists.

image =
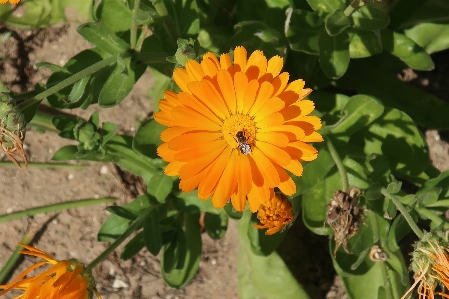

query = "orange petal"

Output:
[[247, 184, 269, 212], [157, 143, 177, 161], [256, 131, 289, 148], [200, 79, 230, 118], [175, 139, 226, 162], [258, 125, 305, 141], [286, 79, 305, 93], [251, 147, 279, 188], [237, 154, 252, 196], [267, 55, 283, 77], [279, 105, 302, 122], [179, 169, 206, 192], [220, 53, 232, 70], [234, 72, 248, 114], [171, 106, 221, 129], [233, 46, 247, 72], [257, 112, 284, 128], [295, 100, 315, 116], [231, 189, 247, 212], [160, 127, 198, 143], [256, 141, 291, 166], [212, 150, 238, 208], [302, 131, 324, 142], [241, 79, 259, 114], [185, 59, 205, 81], [274, 164, 296, 195], [168, 132, 222, 150], [271, 72, 289, 97], [198, 147, 232, 199], [188, 81, 226, 121], [178, 92, 222, 125], [284, 160, 303, 176], [290, 141, 318, 160], [253, 97, 285, 122], [201, 52, 220, 77], [248, 81, 274, 117], [165, 160, 185, 176], [217, 70, 237, 114], [154, 110, 183, 127], [246, 50, 267, 79], [173, 68, 191, 93]]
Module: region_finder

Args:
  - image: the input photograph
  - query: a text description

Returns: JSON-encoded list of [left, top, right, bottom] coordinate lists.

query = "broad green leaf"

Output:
[[386, 181, 402, 195], [364, 182, 383, 201], [133, 119, 165, 159], [387, 214, 412, 252], [121, 231, 145, 260], [335, 59, 449, 129], [162, 214, 202, 288], [197, 26, 233, 55], [350, 107, 428, 178], [148, 67, 174, 113], [396, 0, 449, 30], [98, 58, 141, 108], [380, 29, 434, 71], [289, 52, 331, 89], [285, 8, 323, 55], [238, 211, 310, 299], [146, 174, 173, 203], [77, 22, 130, 55], [306, 0, 342, 19], [319, 29, 350, 79], [419, 170, 449, 199], [52, 115, 78, 137], [405, 23, 449, 54], [350, 5, 390, 31], [105, 206, 138, 220], [348, 29, 382, 58], [230, 21, 286, 58], [139, 35, 174, 74], [325, 9, 351, 36], [330, 94, 384, 141], [173, 191, 221, 214], [204, 212, 228, 240], [308, 92, 350, 117], [67, 76, 90, 104], [0, 0, 90, 27], [224, 202, 243, 220], [92, 0, 133, 32], [98, 195, 154, 242], [143, 210, 163, 256], [236, 0, 289, 33]]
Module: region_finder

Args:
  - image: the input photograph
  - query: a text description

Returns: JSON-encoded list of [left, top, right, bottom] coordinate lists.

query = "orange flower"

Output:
[[0, 243, 101, 299], [254, 191, 294, 235], [0, 0, 20, 4], [155, 46, 322, 212]]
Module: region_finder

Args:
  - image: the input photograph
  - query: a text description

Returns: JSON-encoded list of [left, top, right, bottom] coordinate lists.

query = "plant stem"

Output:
[[0, 198, 116, 223], [381, 188, 424, 239], [17, 55, 118, 112], [0, 233, 33, 284], [326, 138, 349, 192], [130, 0, 141, 50], [344, 0, 360, 16], [0, 161, 86, 169], [87, 205, 157, 269]]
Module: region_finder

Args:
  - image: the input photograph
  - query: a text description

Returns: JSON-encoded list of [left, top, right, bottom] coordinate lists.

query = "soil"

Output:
[[0, 22, 448, 299]]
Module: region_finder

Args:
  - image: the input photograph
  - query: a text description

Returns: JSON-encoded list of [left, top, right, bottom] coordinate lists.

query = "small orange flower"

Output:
[[155, 46, 322, 212], [0, 243, 101, 299], [254, 191, 294, 235], [0, 0, 20, 4]]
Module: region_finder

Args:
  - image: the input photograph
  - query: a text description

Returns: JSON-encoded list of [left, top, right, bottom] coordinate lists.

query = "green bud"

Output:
[[0, 93, 26, 149], [167, 38, 197, 67]]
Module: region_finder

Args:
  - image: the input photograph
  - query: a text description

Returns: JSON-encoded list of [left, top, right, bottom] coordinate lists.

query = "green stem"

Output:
[[130, 0, 141, 50], [381, 188, 424, 239], [344, 0, 360, 16], [416, 207, 444, 227], [17, 55, 118, 112], [87, 205, 157, 269], [0, 234, 33, 284], [0, 198, 116, 223], [326, 138, 349, 192], [0, 161, 86, 169], [150, 0, 177, 44]]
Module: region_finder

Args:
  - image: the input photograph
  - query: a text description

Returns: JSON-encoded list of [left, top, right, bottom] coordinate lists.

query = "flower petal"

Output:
[[248, 81, 274, 117], [234, 72, 248, 114], [212, 150, 238, 208], [175, 139, 226, 162], [178, 92, 222, 125], [185, 59, 205, 81], [168, 132, 222, 150], [234, 46, 247, 72], [251, 147, 279, 187], [284, 160, 303, 176], [253, 97, 285, 122], [198, 147, 232, 199], [217, 69, 237, 114], [171, 106, 221, 129], [178, 143, 226, 178], [256, 131, 289, 148], [241, 79, 259, 114], [256, 141, 291, 166], [173, 68, 191, 93], [200, 79, 230, 118]]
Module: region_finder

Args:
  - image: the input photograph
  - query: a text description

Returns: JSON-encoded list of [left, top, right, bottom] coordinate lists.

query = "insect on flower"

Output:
[[235, 130, 252, 155]]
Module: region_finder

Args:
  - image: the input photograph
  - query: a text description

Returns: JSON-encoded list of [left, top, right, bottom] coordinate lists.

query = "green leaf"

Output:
[[67, 76, 90, 104], [330, 94, 384, 141], [319, 29, 350, 79], [350, 107, 428, 178], [387, 214, 413, 252], [146, 174, 173, 203], [325, 9, 351, 36], [52, 145, 78, 161], [238, 211, 310, 299], [92, 0, 133, 32], [364, 182, 383, 201], [231, 21, 287, 58], [133, 119, 165, 159], [162, 214, 202, 288], [143, 210, 163, 256], [387, 181, 402, 195], [77, 22, 130, 55], [395, 0, 449, 30], [105, 206, 138, 220], [197, 26, 233, 54], [204, 212, 228, 240], [416, 187, 441, 207], [98, 194, 153, 242], [380, 29, 434, 71], [350, 5, 390, 31], [348, 29, 382, 58], [224, 202, 243, 220], [335, 59, 449, 129], [148, 67, 174, 113], [98, 58, 138, 108], [285, 8, 323, 55], [306, 0, 342, 19], [405, 23, 449, 54], [121, 231, 145, 260], [173, 191, 221, 214]]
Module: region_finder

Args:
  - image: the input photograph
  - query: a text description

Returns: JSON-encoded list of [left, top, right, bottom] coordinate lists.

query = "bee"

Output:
[[235, 130, 252, 155]]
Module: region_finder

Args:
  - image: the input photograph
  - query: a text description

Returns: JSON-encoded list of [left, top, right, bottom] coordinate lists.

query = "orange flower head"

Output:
[[0, 0, 20, 4], [402, 230, 449, 299], [0, 243, 102, 299], [155, 46, 323, 212], [253, 191, 294, 235]]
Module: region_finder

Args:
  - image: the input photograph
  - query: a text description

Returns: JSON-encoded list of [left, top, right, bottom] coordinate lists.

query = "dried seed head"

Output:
[[0, 93, 27, 167]]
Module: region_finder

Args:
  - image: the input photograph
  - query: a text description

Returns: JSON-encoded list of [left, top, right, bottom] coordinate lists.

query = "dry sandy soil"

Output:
[[0, 22, 449, 299]]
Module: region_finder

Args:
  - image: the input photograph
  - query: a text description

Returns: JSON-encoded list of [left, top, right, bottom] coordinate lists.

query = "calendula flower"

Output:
[[0, 93, 27, 168], [254, 191, 294, 235], [0, 0, 20, 4], [0, 243, 101, 299], [155, 46, 322, 212], [402, 230, 449, 299]]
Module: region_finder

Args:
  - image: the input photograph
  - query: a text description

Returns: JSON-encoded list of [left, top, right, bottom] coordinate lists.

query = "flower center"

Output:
[[222, 114, 256, 151]]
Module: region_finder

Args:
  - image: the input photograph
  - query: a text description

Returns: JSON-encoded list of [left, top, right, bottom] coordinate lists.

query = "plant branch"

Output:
[[326, 138, 349, 192]]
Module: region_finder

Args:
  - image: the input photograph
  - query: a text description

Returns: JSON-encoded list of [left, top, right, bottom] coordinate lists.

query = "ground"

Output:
[[0, 22, 448, 299]]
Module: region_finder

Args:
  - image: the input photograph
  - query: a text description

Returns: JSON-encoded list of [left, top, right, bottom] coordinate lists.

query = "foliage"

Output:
[[1, 0, 449, 298]]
